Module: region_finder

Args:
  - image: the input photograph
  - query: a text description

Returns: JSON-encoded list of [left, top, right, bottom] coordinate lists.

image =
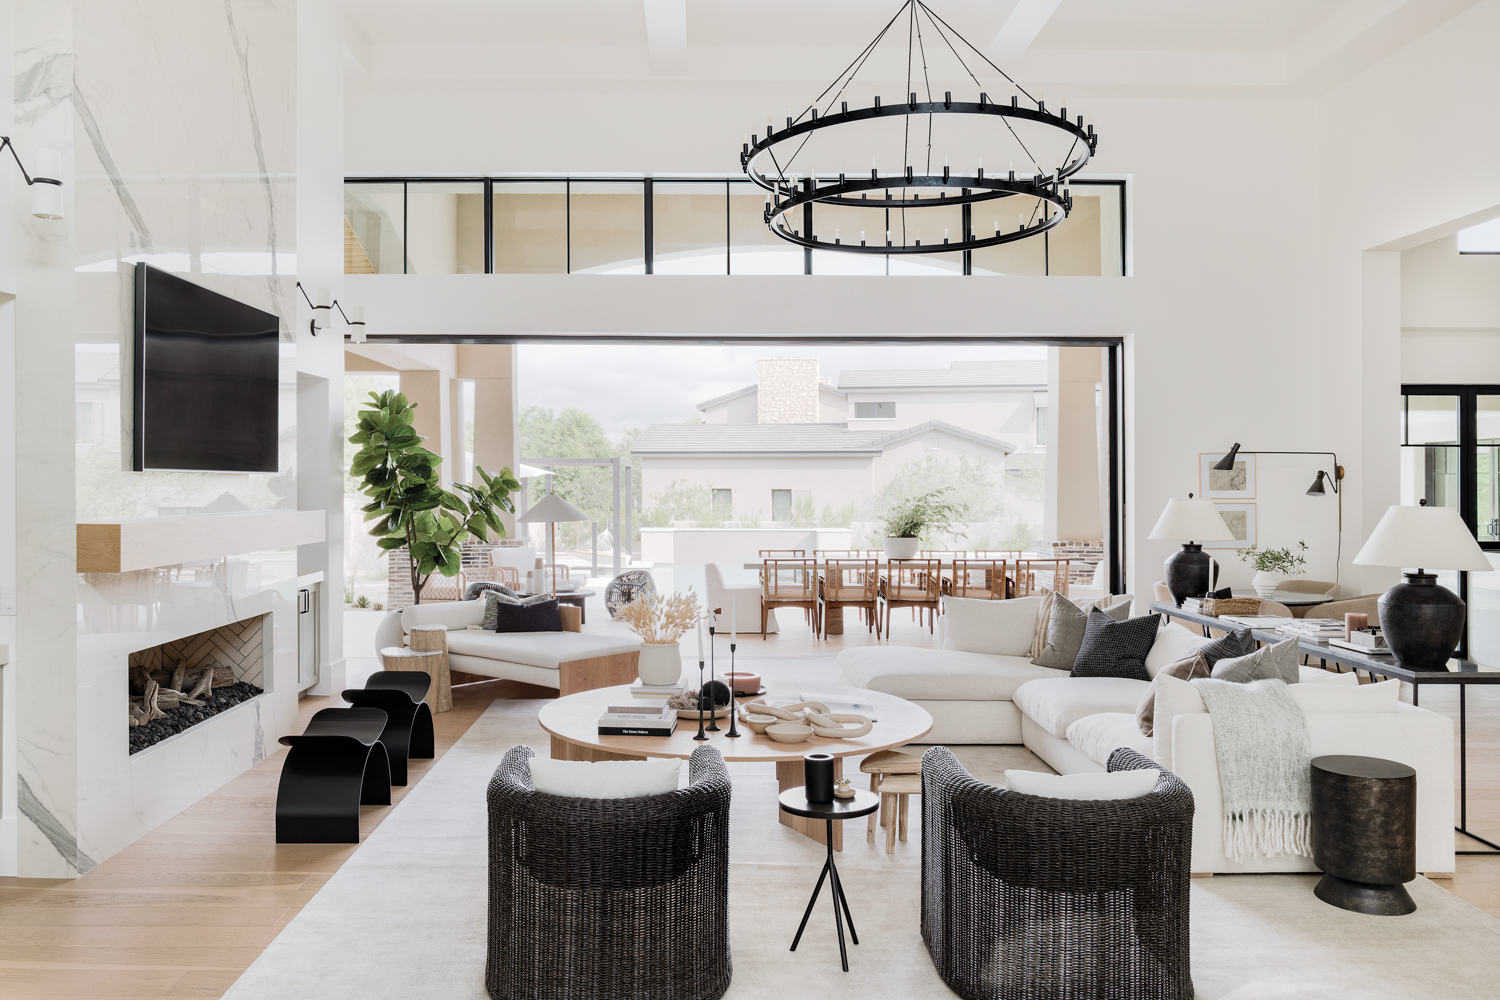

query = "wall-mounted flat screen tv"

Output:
[[132, 264, 281, 472]]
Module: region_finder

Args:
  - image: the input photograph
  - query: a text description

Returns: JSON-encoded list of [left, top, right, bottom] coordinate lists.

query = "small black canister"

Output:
[[805, 753, 836, 804]]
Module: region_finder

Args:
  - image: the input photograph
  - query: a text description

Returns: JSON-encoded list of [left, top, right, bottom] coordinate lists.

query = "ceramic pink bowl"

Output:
[[726, 671, 762, 695]]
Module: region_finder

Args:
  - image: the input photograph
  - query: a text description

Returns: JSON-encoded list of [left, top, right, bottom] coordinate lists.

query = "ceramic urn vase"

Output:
[[637, 641, 682, 686]]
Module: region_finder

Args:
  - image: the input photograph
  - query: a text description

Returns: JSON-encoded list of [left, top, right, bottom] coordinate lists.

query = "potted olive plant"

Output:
[[1237, 541, 1309, 598], [878, 488, 968, 559]]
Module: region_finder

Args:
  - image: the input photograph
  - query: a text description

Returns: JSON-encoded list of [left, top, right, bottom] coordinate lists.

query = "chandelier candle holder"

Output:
[[740, 0, 1097, 257]]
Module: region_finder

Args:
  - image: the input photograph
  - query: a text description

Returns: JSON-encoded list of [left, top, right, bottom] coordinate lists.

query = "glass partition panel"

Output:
[[344, 183, 404, 274], [493, 181, 567, 274], [405, 181, 485, 274], [653, 181, 727, 274], [1404, 394, 1459, 445], [1047, 194, 1103, 276], [570, 181, 645, 274], [1478, 396, 1500, 541], [971, 203, 1046, 275], [729, 182, 803, 274]]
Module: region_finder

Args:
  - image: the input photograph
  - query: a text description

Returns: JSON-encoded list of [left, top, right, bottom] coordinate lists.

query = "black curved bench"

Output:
[[275, 707, 391, 843], [342, 672, 435, 786]]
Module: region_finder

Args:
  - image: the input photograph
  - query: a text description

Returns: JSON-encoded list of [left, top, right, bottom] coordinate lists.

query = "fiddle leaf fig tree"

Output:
[[349, 390, 521, 604]]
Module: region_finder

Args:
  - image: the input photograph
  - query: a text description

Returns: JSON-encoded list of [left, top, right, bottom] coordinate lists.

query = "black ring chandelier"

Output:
[[740, 0, 1098, 256]]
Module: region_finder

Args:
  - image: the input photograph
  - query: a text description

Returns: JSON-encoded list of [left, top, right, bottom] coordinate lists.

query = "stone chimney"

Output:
[[756, 358, 820, 423]]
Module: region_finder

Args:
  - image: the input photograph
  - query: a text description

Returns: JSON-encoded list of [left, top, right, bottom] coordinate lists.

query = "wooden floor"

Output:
[[3, 611, 1499, 998]]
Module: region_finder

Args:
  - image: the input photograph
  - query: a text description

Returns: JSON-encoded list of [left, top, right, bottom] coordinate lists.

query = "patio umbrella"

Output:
[[517, 492, 588, 598]]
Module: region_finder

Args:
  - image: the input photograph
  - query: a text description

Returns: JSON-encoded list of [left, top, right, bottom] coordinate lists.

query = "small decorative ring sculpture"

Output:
[[802, 711, 874, 739]]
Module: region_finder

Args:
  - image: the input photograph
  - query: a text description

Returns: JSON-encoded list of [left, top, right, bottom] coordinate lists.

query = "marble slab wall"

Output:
[[10, 0, 300, 876]]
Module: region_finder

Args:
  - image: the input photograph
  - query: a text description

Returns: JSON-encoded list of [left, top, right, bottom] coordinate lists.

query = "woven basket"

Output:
[[1200, 596, 1261, 617]]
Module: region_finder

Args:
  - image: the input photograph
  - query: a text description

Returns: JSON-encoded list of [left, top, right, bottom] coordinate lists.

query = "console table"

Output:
[[1149, 600, 1500, 854]]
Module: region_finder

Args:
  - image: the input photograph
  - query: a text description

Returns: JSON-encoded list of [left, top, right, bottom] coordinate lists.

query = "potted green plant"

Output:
[[878, 488, 968, 559], [616, 589, 702, 686], [1237, 541, 1309, 598]]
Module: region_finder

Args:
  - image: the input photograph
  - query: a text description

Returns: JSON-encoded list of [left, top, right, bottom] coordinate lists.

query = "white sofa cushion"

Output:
[[1066, 712, 1155, 767], [446, 628, 641, 669], [1144, 622, 1212, 678], [1300, 666, 1360, 686], [401, 598, 486, 634], [1012, 676, 1151, 738], [940, 596, 1043, 656], [1289, 678, 1401, 712], [528, 757, 681, 798], [836, 646, 1065, 701], [1005, 768, 1159, 800]]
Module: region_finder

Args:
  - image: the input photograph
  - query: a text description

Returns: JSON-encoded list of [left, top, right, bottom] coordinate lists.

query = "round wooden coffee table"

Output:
[[538, 685, 932, 850]]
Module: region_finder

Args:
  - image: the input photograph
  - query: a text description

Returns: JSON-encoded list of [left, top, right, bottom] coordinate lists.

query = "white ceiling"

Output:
[[338, 0, 1481, 96]]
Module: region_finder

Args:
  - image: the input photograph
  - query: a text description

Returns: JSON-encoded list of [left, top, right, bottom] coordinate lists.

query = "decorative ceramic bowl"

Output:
[[765, 723, 814, 744], [741, 714, 778, 734], [725, 670, 762, 695], [674, 705, 732, 721]]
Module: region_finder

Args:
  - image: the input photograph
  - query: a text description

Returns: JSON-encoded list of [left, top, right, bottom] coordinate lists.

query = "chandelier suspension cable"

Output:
[[915, 0, 1038, 104]]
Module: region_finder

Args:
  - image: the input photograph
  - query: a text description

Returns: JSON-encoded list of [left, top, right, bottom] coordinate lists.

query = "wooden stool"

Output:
[[380, 644, 451, 714], [874, 773, 921, 853], [861, 749, 921, 844]]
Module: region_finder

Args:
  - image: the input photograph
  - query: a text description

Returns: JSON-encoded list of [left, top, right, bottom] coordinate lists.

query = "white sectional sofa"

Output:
[[835, 603, 1456, 875], [374, 598, 642, 695]]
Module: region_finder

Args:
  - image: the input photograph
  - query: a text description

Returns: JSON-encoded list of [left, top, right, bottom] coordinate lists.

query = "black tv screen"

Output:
[[132, 264, 281, 472]]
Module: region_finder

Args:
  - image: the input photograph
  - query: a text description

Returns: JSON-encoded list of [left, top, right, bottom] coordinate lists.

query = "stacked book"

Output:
[[1180, 597, 1204, 612], [630, 680, 684, 699], [1277, 619, 1347, 639], [598, 702, 675, 737]]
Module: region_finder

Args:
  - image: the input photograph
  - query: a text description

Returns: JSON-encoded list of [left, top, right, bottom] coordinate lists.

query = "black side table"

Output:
[[1311, 755, 1418, 916], [778, 786, 880, 972]]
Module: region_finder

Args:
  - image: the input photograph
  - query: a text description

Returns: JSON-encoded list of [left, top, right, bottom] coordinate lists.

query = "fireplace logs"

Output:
[[128, 659, 262, 753]]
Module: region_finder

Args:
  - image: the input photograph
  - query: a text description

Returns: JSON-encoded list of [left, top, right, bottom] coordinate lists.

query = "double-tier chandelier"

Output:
[[741, 0, 1098, 256]]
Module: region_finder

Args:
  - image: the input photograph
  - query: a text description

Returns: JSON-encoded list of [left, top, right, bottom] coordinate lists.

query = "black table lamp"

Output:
[[1149, 495, 1235, 606]]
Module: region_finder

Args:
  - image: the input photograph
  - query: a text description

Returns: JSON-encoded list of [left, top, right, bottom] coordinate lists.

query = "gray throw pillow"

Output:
[[1032, 595, 1131, 670], [1197, 628, 1258, 668], [1210, 636, 1300, 684], [1070, 610, 1161, 681], [480, 588, 550, 628]]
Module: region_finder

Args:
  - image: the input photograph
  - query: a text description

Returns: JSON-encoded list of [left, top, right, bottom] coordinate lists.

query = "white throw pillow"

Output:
[[1288, 678, 1401, 713], [1144, 622, 1210, 678], [941, 595, 1043, 656], [528, 757, 682, 798], [1299, 666, 1359, 686], [1004, 768, 1160, 801]]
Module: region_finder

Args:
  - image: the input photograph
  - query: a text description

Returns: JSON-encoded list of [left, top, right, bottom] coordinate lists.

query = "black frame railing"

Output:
[[343, 176, 1127, 276]]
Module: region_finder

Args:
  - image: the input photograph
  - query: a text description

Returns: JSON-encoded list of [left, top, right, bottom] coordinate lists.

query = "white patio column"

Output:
[[460, 346, 521, 537], [1042, 347, 1104, 575], [399, 369, 454, 489]]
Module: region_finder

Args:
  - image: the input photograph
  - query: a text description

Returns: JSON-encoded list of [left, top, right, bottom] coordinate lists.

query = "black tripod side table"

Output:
[[779, 786, 881, 972]]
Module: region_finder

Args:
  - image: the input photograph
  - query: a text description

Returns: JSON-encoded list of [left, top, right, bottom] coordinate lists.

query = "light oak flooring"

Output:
[[3, 610, 1500, 998]]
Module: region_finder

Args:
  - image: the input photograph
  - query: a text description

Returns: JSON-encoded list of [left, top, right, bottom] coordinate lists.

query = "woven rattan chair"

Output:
[[818, 557, 880, 639], [880, 558, 942, 634], [762, 558, 820, 637], [487, 744, 732, 1000], [921, 746, 1194, 1000], [468, 564, 522, 590]]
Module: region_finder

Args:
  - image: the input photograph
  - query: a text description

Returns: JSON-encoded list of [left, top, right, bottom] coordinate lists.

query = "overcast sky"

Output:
[[517, 342, 1046, 441]]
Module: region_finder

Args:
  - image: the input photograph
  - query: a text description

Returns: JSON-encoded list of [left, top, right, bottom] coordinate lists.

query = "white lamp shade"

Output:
[[1148, 497, 1236, 542], [517, 491, 588, 524], [1353, 504, 1492, 571], [30, 147, 62, 220]]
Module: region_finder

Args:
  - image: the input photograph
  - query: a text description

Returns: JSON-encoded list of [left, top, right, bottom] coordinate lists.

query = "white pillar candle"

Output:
[[697, 619, 704, 660], [731, 599, 737, 641]]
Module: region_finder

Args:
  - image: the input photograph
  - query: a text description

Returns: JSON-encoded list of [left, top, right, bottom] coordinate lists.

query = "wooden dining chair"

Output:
[[880, 558, 942, 634], [818, 558, 880, 639], [950, 558, 1008, 601], [761, 559, 820, 637], [1012, 558, 1070, 598], [758, 549, 806, 558]]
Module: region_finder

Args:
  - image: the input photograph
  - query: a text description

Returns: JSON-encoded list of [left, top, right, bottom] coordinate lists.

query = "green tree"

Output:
[[350, 390, 519, 604]]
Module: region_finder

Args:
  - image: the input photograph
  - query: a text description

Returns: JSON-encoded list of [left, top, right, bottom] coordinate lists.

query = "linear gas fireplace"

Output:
[[127, 614, 269, 754]]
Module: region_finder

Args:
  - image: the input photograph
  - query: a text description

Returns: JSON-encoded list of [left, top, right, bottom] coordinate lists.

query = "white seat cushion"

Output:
[[836, 646, 1066, 701], [445, 629, 641, 669], [940, 596, 1043, 656], [1004, 767, 1159, 800], [1012, 676, 1152, 738], [1065, 712, 1154, 767], [1300, 665, 1360, 685], [528, 757, 681, 798]]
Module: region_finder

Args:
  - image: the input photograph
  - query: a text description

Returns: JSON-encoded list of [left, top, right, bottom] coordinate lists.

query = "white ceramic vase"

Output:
[[1251, 571, 1280, 598], [883, 536, 921, 559], [637, 641, 682, 686]]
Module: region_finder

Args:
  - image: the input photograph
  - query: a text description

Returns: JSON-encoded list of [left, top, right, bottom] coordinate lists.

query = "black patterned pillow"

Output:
[[1197, 628, 1257, 668], [1070, 610, 1161, 681]]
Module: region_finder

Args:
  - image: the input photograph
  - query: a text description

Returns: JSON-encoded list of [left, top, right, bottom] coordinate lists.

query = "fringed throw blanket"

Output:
[[1192, 677, 1311, 862]]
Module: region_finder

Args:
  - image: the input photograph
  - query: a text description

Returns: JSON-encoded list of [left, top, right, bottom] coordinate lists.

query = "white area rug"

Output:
[[224, 698, 1500, 1000]]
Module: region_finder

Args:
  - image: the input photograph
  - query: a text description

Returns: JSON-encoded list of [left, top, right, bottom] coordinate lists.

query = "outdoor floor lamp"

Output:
[[517, 492, 589, 598]]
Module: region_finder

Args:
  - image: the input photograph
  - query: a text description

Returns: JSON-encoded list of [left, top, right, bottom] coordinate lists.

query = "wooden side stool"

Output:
[[874, 773, 922, 853], [861, 749, 921, 845]]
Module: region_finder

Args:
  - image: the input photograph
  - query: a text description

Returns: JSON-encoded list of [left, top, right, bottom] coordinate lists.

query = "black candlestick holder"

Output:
[[707, 626, 721, 732], [725, 640, 741, 737], [693, 654, 708, 741]]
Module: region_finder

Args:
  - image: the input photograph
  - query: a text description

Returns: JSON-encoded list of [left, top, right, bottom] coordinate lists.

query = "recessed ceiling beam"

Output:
[[643, 0, 688, 76], [988, 0, 1063, 63]]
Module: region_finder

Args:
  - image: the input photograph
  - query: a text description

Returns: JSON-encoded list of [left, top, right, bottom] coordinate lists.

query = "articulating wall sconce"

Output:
[[295, 282, 367, 342], [0, 136, 63, 220], [1215, 443, 1345, 529]]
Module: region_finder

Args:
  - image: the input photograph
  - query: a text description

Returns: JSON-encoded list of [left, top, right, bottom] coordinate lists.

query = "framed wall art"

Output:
[[1200, 451, 1256, 500], [1203, 502, 1256, 549]]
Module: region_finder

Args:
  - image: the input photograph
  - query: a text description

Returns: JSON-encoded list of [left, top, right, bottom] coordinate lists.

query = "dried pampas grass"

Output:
[[617, 588, 702, 644]]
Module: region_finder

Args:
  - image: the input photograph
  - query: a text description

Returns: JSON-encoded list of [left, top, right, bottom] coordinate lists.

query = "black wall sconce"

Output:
[[0, 136, 63, 220], [295, 282, 367, 342], [1215, 442, 1344, 530]]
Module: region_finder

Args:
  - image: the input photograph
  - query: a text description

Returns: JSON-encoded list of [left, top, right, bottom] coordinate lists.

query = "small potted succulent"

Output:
[[616, 589, 701, 686], [879, 488, 968, 559], [1237, 542, 1309, 598]]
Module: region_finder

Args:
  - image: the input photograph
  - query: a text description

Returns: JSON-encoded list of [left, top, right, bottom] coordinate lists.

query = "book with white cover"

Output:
[[598, 702, 675, 736], [630, 681, 684, 698]]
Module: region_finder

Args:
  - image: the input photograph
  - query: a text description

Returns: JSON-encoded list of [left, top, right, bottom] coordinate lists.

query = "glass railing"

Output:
[[344, 177, 1127, 276]]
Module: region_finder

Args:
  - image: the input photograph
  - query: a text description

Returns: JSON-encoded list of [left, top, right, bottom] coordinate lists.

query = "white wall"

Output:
[[1400, 234, 1500, 383]]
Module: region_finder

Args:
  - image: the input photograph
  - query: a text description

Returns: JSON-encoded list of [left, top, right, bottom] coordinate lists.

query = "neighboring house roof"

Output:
[[837, 359, 1047, 390], [631, 419, 1015, 458], [695, 381, 846, 412]]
